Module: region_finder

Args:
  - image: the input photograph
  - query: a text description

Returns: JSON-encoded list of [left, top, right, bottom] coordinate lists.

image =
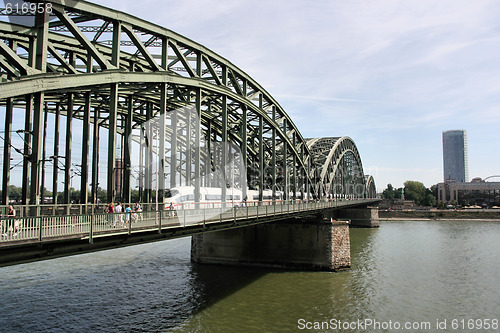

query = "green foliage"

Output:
[[382, 184, 395, 200], [96, 187, 107, 202], [130, 189, 140, 203], [383, 181, 438, 206], [382, 183, 403, 200], [0, 185, 25, 202], [423, 194, 436, 206], [404, 181, 427, 205], [429, 184, 438, 198], [1, 185, 109, 204]]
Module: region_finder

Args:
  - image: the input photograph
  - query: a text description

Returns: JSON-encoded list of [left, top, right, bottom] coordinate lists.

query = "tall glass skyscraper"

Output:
[[442, 130, 468, 182]]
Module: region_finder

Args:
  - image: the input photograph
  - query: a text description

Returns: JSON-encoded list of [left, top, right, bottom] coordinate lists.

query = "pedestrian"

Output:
[[9, 205, 21, 236], [1, 205, 16, 237], [106, 202, 115, 227], [115, 202, 123, 227], [134, 202, 142, 221], [7, 205, 15, 217], [169, 202, 174, 217], [125, 204, 132, 225]]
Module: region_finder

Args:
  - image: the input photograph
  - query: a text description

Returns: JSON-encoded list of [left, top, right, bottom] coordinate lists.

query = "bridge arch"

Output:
[[365, 175, 377, 199], [307, 137, 369, 199]]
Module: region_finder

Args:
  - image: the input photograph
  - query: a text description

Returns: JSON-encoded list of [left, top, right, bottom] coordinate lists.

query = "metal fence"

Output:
[[0, 199, 341, 217], [0, 203, 159, 218]]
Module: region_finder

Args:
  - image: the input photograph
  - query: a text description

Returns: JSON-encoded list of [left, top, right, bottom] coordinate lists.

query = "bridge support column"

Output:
[[191, 218, 351, 271], [330, 207, 379, 228]]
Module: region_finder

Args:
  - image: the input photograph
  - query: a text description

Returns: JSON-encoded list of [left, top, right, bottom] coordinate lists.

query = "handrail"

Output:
[[0, 197, 378, 217]]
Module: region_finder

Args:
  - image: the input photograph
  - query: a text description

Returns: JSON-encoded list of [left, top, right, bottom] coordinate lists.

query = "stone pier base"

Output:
[[328, 207, 379, 228], [191, 218, 350, 271]]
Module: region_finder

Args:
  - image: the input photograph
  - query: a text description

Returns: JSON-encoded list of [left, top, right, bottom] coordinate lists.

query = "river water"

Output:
[[1, 220, 499, 332]]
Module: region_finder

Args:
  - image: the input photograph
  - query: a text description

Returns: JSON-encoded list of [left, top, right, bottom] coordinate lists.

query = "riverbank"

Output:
[[378, 209, 500, 221]]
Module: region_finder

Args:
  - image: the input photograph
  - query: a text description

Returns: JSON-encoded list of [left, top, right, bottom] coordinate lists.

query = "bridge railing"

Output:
[[0, 203, 160, 217], [0, 199, 377, 245], [1, 200, 317, 217], [0, 197, 380, 217]]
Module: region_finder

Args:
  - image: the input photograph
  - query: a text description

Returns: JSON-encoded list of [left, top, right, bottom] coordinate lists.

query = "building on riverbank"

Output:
[[442, 130, 468, 183], [437, 179, 500, 207]]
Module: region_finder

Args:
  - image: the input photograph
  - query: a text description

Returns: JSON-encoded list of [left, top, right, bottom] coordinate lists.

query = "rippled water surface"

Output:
[[1, 220, 499, 332]]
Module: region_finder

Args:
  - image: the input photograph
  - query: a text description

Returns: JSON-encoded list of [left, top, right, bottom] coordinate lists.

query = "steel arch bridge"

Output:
[[0, 0, 376, 209]]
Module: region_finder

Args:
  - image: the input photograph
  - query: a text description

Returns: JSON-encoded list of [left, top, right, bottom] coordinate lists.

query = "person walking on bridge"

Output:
[[106, 203, 114, 227], [134, 202, 142, 222], [168, 202, 175, 217], [115, 202, 123, 227], [1, 205, 16, 237], [125, 204, 132, 225]]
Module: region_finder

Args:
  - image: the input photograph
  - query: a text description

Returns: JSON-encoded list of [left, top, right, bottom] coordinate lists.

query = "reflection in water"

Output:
[[0, 221, 499, 332]]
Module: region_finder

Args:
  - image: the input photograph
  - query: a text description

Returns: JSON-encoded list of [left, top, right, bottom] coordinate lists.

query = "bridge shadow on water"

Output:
[[189, 263, 270, 306]]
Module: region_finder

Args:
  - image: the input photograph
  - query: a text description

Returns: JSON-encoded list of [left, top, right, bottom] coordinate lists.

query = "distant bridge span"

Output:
[[0, 0, 376, 210]]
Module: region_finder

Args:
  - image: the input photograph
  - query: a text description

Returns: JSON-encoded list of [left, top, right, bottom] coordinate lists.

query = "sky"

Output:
[[5, 0, 500, 191]]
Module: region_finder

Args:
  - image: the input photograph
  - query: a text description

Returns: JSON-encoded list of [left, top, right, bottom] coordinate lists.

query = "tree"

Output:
[[423, 194, 436, 207], [8, 185, 22, 202], [393, 187, 403, 199], [96, 187, 107, 203], [382, 184, 395, 200], [130, 189, 140, 203], [0, 185, 24, 203], [382, 183, 404, 201], [399, 180, 437, 206], [429, 184, 438, 199], [404, 181, 427, 205]]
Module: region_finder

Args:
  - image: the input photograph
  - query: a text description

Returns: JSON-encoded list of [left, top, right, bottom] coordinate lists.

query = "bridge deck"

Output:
[[0, 199, 379, 265]]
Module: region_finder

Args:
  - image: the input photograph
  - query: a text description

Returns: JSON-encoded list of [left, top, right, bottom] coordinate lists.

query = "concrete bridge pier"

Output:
[[327, 207, 379, 228], [191, 217, 351, 271]]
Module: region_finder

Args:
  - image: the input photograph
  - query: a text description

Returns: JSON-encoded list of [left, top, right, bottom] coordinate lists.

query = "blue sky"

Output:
[[3, 0, 499, 191], [90, 0, 500, 190]]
